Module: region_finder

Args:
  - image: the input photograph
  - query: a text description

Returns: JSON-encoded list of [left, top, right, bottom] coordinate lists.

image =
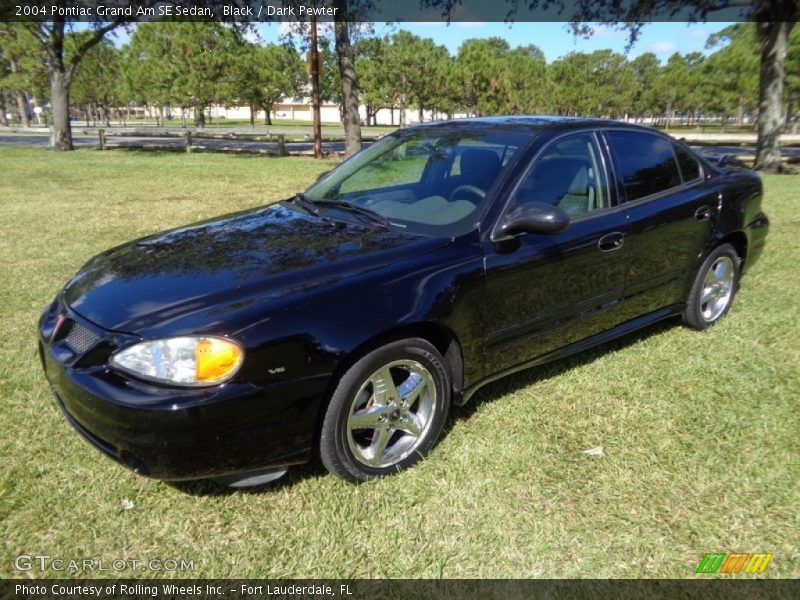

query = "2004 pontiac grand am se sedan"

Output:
[[39, 117, 769, 486]]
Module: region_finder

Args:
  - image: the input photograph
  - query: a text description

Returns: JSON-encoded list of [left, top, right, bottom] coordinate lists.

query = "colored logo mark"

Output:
[[696, 552, 773, 574]]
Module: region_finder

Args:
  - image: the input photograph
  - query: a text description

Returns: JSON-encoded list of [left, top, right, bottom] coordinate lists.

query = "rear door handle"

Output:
[[598, 232, 625, 252], [694, 205, 711, 221]]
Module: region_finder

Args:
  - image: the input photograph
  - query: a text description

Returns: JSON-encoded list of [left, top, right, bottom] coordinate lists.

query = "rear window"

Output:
[[606, 130, 682, 202], [674, 143, 702, 182]]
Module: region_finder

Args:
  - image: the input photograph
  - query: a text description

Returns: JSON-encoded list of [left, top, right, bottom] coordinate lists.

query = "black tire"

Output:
[[319, 338, 450, 482], [683, 243, 740, 330]]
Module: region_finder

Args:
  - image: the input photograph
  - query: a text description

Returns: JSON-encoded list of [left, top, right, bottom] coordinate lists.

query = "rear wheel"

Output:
[[683, 243, 740, 330], [319, 338, 449, 482]]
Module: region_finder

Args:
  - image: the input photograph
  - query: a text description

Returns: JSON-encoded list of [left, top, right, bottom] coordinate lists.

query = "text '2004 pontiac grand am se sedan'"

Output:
[[39, 117, 769, 486]]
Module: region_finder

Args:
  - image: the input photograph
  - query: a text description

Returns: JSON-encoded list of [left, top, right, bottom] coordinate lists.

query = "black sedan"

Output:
[[39, 117, 769, 485]]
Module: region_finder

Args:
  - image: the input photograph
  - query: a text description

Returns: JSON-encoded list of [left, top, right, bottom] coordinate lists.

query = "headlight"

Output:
[[110, 336, 244, 386]]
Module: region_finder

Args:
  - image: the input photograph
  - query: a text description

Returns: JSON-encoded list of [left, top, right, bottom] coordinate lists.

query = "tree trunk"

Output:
[[249, 104, 255, 128], [754, 21, 793, 172], [195, 106, 205, 128], [0, 92, 7, 126], [309, 14, 323, 158], [9, 57, 31, 128], [334, 0, 362, 157], [50, 69, 73, 150], [14, 91, 30, 127]]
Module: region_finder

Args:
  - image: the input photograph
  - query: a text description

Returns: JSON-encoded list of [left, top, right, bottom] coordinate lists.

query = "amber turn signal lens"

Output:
[[195, 338, 243, 383]]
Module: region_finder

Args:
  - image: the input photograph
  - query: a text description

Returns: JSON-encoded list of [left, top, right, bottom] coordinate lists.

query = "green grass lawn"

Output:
[[0, 147, 797, 579]]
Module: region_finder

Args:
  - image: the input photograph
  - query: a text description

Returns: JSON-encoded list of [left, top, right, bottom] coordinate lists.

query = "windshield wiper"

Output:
[[315, 200, 390, 229], [290, 192, 320, 216]]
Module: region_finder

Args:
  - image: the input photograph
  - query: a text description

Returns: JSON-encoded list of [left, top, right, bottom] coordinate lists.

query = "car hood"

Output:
[[63, 202, 444, 334]]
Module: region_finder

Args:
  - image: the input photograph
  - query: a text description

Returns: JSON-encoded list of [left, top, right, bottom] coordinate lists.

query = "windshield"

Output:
[[304, 128, 532, 236]]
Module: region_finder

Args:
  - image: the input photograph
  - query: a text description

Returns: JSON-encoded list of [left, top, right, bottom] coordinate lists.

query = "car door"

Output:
[[482, 131, 631, 375], [603, 129, 719, 318]]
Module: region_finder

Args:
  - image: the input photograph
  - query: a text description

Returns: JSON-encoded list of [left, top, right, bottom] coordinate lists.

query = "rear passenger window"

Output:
[[606, 130, 681, 201], [674, 143, 701, 182]]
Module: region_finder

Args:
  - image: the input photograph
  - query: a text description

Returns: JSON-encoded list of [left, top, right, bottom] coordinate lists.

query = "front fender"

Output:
[[235, 235, 486, 393]]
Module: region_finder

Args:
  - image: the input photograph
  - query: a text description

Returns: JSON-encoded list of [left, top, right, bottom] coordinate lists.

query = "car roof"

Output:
[[398, 115, 721, 174], [409, 115, 658, 134]]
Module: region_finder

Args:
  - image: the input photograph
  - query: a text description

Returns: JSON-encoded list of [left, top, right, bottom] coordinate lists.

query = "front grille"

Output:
[[65, 322, 99, 353]]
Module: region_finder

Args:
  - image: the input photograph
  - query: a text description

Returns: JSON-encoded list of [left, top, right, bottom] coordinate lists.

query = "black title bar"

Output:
[[4, 579, 800, 600], [1, 0, 763, 23]]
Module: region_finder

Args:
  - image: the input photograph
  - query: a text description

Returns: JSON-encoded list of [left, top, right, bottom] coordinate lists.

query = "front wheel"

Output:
[[683, 243, 740, 330], [319, 338, 450, 482]]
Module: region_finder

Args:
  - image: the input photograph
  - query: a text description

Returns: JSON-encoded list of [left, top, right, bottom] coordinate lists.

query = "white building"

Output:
[[209, 99, 460, 127]]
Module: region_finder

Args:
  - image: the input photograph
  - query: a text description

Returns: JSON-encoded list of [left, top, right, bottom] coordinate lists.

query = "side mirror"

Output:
[[316, 170, 331, 182], [496, 201, 570, 238]]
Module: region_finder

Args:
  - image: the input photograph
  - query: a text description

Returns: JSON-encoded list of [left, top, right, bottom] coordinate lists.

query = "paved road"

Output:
[[0, 133, 98, 148], [1, 131, 798, 162]]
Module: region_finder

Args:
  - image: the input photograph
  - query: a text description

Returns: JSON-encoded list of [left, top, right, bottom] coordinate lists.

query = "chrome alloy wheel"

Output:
[[346, 360, 437, 469], [701, 255, 735, 322]]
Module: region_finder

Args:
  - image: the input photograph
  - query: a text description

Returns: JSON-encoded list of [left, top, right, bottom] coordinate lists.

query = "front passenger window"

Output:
[[512, 132, 609, 218]]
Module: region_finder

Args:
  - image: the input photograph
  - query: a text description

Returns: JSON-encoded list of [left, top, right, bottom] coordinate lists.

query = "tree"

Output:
[[23, 16, 130, 149], [630, 53, 662, 122], [424, 0, 799, 172], [333, 0, 362, 156], [753, 18, 794, 170], [355, 37, 395, 125], [124, 22, 243, 128], [279, 4, 374, 156], [584, 50, 636, 118], [502, 45, 548, 114], [572, 1, 798, 170], [704, 25, 759, 129], [69, 36, 122, 127], [386, 31, 451, 123], [549, 50, 634, 118], [785, 27, 800, 133], [231, 43, 304, 126], [121, 24, 176, 126], [0, 24, 48, 127], [171, 23, 243, 128], [456, 37, 514, 115]]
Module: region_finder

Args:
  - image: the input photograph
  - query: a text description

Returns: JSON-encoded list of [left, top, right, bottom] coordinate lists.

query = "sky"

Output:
[[258, 21, 735, 63]]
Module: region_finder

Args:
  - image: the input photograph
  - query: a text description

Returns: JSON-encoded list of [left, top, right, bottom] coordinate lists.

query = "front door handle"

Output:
[[598, 232, 625, 252], [694, 205, 711, 221]]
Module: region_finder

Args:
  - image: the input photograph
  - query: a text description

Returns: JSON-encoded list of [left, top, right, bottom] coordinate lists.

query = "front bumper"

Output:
[[38, 299, 327, 481]]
